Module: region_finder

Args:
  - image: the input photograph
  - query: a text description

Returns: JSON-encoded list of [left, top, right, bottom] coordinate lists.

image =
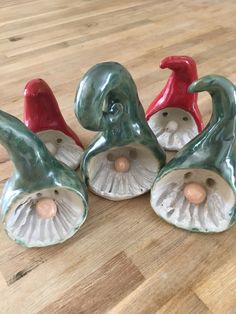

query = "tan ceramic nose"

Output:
[[114, 156, 130, 172], [35, 198, 57, 219], [183, 183, 207, 205], [45, 142, 57, 155], [165, 121, 178, 133]]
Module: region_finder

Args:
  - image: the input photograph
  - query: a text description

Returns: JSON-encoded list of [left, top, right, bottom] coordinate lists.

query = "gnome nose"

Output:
[[165, 121, 178, 132], [35, 198, 57, 219], [183, 183, 207, 205], [45, 142, 57, 155], [114, 156, 130, 172]]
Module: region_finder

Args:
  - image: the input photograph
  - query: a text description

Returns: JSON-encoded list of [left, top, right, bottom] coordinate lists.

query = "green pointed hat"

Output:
[[75, 62, 166, 201], [0, 110, 88, 247], [151, 75, 236, 233]]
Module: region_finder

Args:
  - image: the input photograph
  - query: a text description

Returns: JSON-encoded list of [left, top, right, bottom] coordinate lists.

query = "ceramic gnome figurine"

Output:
[[74, 62, 166, 201], [146, 56, 204, 151], [24, 79, 84, 169], [0, 110, 88, 247], [150, 75, 236, 233]]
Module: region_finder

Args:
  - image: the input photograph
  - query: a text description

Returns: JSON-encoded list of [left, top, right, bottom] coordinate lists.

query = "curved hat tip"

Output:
[[160, 55, 196, 72], [24, 78, 52, 97], [188, 76, 220, 94]]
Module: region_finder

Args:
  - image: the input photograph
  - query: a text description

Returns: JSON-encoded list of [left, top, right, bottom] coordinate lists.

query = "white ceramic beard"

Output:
[[148, 108, 198, 151], [88, 144, 159, 201], [5, 188, 86, 247], [151, 169, 235, 232], [37, 130, 83, 169]]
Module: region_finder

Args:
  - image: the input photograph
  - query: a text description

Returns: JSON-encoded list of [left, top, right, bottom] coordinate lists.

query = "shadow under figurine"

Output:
[[146, 56, 204, 151], [151, 75, 236, 233], [24, 78, 84, 169], [0, 110, 88, 247], [74, 62, 166, 201]]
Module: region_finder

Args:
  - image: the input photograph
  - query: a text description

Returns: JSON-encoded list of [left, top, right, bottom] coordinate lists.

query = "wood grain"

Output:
[[0, 0, 236, 313], [41, 252, 145, 314]]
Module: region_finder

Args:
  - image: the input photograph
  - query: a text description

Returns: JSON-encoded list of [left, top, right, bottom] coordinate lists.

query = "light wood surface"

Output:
[[1, 0, 236, 313]]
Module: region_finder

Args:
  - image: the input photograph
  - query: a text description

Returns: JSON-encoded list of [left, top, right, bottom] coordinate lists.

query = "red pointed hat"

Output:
[[146, 56, 204, 132], [24, 78, 83, 148]]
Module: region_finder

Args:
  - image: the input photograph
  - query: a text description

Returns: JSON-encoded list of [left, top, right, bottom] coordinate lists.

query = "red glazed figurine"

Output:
[[146, 56, 204, 151], [24, 79, 83, 169]]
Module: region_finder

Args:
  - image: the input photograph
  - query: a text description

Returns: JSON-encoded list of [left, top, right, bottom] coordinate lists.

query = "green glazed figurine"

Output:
[[0, 110, 88, 247], [150, 75, 236, 233], [75, 62, 166, 201]]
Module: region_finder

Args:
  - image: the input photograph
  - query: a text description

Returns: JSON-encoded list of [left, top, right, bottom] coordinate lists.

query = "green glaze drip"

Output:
[[75, 62, 166, 185]]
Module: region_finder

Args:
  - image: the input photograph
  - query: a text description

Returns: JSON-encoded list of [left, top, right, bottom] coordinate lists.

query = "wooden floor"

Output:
[[0, 0, 236, 313]]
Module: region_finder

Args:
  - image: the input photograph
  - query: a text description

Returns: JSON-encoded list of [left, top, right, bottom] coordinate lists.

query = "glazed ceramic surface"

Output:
[[146, 56, 204, 151], [151, 75, 236, 233], [148, 108, 198, 151], [75, 62, 166, 201], [24, 79, 83, 169], [87, 144, 158, 200], [37, 130, 83, 169], [0, 110, 88, 247]]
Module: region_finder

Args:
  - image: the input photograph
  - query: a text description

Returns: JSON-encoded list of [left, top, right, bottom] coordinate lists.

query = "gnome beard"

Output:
[[151, 169, 234, 233], [37, 130, 83, 169], [148, 108, 198, 151]]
